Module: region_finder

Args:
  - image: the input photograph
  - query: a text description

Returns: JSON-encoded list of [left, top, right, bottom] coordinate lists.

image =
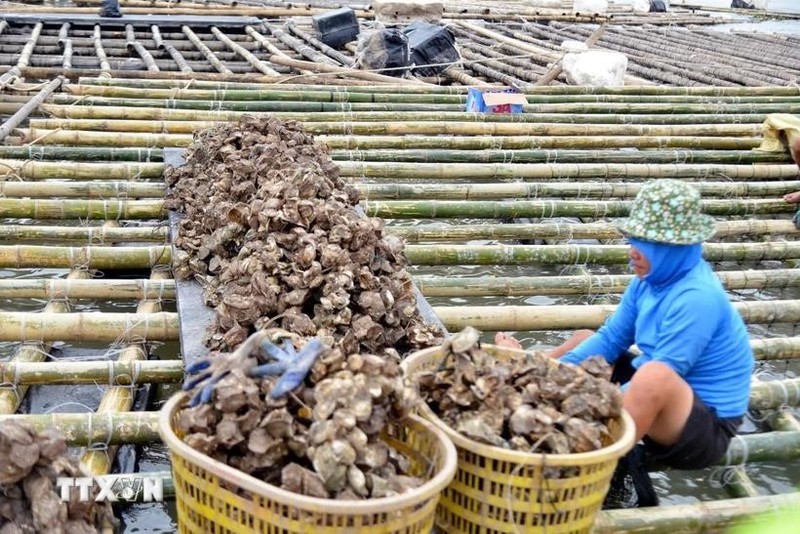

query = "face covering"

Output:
[[628, 237, 703, 289]]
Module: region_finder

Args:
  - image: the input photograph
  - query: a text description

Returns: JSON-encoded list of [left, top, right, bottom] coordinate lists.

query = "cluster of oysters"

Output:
[[165, 115, 441, 356], [169, 117, 444, 499], [417, 328, 623, 454], [0, 421, 114, 534]]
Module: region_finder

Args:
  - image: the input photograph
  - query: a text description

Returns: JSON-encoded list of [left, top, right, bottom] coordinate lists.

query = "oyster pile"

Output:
[[165, 115, 442, 355], [169, 116, 443, 499], [176, 342, 424, 499], [417, 329, 623, 454], [0, 421, 114, 534]]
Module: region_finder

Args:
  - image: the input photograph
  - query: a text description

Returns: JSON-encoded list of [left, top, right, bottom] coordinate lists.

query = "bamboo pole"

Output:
[[0, 146, 163, 162], [16, 22, 43, 70], [182, 26, 232, 75], [0, 270, 90, 414], [0, 278, 175, 300], [81, 269, 171, 475], [339, 162, 800, 181], [722, 466, 761, 499], [0, 412, 160, 446], [264, 55, 431, 86], [0, 312, 178, 342], [0, 199, 164, 219], [125, 25, 159, 72], [749, 378, 800, 411], [18, 128, 193, 148], [152, 25, 192, 74], [93, 25, 111, 77], [0, 182, 165, 199], [536, 23, 606, 86], [370, 199, 793, 220], [210, 27, 280, 76], [0, 245, 169, 268], [414, 268, 800, 297], [0, 160, 163, 179], [431, 300, 800, 331], [62, 39, 72, 70], [244, 25, 313, 77], [0, 224, 167, 242], [0, 76, 65, 142], [284, 21, 354, 67], [594, 492, 800, 534], [0, 360, 182, 385], [751, 338, 800, 362], [263, 22, 341, 67]]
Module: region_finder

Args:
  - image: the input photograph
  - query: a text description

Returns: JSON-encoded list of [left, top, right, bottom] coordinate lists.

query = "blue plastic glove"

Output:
[[794, 208, 800, 230], [183, 330, 325, 407]]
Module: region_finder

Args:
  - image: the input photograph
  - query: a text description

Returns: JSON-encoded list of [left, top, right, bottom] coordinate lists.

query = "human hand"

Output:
[[183, 329, 325, 407], [494, 332, 523, 350], [784, 192, 800, 203]]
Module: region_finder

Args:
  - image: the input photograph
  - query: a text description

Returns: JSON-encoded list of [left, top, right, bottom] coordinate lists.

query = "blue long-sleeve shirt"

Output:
[[562, 246, 753, 418]]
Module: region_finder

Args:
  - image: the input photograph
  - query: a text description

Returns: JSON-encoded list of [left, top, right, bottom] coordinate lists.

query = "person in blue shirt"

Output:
[[497, 179, 754, 506]]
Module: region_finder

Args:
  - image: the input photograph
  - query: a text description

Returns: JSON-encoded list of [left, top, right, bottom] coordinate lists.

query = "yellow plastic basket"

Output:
[[160, 393, 458, 534], [401, 345, 637, 534]]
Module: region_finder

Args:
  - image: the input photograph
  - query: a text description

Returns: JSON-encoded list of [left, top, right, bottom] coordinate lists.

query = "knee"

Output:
[[626, 362, 684, 404]]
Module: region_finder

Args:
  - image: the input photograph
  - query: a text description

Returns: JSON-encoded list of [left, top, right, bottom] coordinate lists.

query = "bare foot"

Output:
[[785, 191, 800, 203], [494, 332, 523, 350]]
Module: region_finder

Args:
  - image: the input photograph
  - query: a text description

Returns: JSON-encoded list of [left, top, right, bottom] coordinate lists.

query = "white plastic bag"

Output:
[[562, 50, 628, 86]]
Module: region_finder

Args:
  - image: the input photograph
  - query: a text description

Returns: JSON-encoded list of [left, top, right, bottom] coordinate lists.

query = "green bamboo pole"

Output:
[[0, 270, 90, 414], [0, 225, 167, 242], [0, 312, 178, 342], [334, 149, 787, 164], [431, 300, 800, 331], [0, 360, 182, 385], [81, 269, 170, 475], [722, 466, 761, 499], [392, 220, 798, 243], [413, 268, 800, 297], [0, 146, 163, 162], [19, 128, 193, 148], [0, 160, 163, 179], [0, 278, 175, 299], [405, 242, 800, 266], [0, 245, 170, 269], [0, 412, 160, 445], [37, 104, 779, 125], [370, 199, 793, 220], [339, 162, 800, 181], [0, 199, 164, 219], [594, 492, 800, 534], [0, 182, 165, 199], [770, 411, 800, 432], [23, 118, 767, 137]]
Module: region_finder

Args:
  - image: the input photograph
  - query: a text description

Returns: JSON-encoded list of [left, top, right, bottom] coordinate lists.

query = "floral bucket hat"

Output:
[[617, 179, 716, 245]]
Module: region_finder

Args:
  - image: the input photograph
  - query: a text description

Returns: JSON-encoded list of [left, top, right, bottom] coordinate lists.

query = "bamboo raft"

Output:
[[0, 3, 799, 531]]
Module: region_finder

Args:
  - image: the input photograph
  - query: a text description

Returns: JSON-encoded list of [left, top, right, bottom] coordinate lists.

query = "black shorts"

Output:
[[611, 352, 742, 470]]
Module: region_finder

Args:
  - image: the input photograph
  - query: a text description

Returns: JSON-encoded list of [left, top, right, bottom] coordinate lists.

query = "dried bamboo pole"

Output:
[[16, 22, 43, 70], [210, 27, 280, 76], [339, 162, 800, 181], [0, 360, 182, 385], [458, 46, 544, 84], [413, 268, 800, 297], [0, 181, 164, 199], [257, 55, 431, 86], [0, 412, 160, 445], [93, 25, 111, 77], [81, 269, 171, 475], [0, 146, 162, 162], [0, 245, 170, 269], [182, 26, 232, 75], [364, 182, 800, 201], [18, 128, 193, 148], [263, 22, 342, 67], [57, 22, 70, 48], [0, 199, 164, 219], [62, 39, 72, 70], [244, 25, 313, 77], [368, 199, 793, 220], [595, 492, 800, 533], [0, 160, 163, 179], [0, 312, 178, 342], [458, 54, 527, 87], [0, 224, 167, 242], [37, 104, 778, 125], [0, 278, 175, 300], [749, 378, 800, 411], [26, 118, 764, 137], [125, 25, 158, 72], [432, 301, 800, 331], [752, 337, 800, 362], [0, 270, 91, 414], [344, 149, 775, 164], [151, 25, 192, 74], [0, 76, 65, 143], [284, 21, 354, 67]]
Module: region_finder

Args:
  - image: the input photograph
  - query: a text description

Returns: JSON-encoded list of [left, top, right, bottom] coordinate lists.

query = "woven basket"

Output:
[[402, 344, 637, 534], [160, 393, 458, 534]]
